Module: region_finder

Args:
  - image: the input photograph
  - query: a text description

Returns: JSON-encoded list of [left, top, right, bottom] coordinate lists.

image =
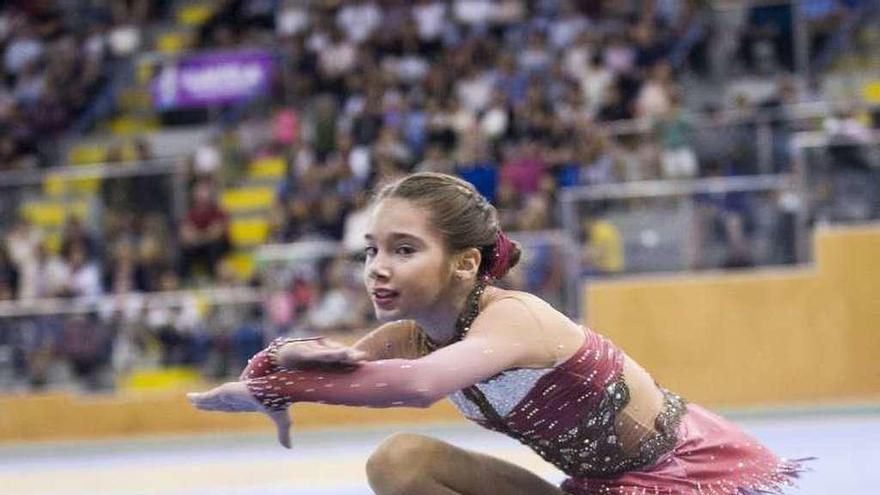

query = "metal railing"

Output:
[[792, 130, 880, 225], [0, 286, 264, 392], [559, 174, 806, 317]]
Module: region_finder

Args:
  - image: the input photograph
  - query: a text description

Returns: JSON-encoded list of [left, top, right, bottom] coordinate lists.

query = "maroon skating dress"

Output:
[[446, 326, 809, 494], [245, 318, 809, 494]]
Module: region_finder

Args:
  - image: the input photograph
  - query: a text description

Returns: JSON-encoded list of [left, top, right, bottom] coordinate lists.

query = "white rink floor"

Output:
[[1, 409, 878, 495]]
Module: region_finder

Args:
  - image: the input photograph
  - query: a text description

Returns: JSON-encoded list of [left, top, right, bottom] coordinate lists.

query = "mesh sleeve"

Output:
[[246, 297, 564, 411]]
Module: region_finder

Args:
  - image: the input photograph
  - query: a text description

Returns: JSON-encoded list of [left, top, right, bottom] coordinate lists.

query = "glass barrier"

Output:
[[560, 175, 804, 278], [796, 133, 880, 223], [505, 230, 574, 315]]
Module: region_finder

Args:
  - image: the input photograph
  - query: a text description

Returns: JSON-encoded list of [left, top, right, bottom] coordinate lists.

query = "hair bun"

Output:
[[486, 231, 521, 280]]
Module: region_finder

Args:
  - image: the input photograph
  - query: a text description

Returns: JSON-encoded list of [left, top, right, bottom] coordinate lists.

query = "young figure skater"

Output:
[[189, 172, 807, 494]]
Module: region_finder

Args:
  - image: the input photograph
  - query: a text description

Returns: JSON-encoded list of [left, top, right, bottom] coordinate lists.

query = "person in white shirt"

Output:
[[337, 0, 383, 44]]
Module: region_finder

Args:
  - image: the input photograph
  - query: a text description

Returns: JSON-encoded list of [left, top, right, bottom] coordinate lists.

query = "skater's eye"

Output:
[[396, 245, 416, 256]]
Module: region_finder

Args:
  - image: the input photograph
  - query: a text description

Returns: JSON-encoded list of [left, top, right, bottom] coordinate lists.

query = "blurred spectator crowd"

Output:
[[0, 1, 166, 171]]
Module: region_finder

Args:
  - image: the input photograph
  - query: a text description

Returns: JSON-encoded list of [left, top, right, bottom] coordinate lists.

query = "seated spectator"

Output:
[[494, 177, 522, 231], [337, 0, 383, 44], [0, 244, 19, 300], [314, 194, 349, 241], [4, 217, 42, 299], [415, 143, 455, 174], [103, 240, 149, 294], [342, 191, 371, 255], [179, 180, 231, 280], [596, 84, 631, 122], [500, 139, 547, 195], [60, 215, 98, 260], [580, 215, 625, 276], [655, 93, 698, 179], [516, 194, 552, 231], [373, 125, 412, 167], [823, 106, 878, 221], [56, 240, 103, 300], [306, 257, 371, 333], [479, 88, 513, 141], [457, 146, 499, 204], [60, 313, 113, 391], [230, 305, 266, 374], [137, 231, 174, 293], [579, 131, 620, 185], [635, 61, 673, 119], [692, 163, 756, 269], [31, 241, 69, 299], [10, 315, 58, 390]]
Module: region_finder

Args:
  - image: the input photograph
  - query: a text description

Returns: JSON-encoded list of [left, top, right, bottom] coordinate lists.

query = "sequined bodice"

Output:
[[449, 368, 553, 418], [447, 327, 686, 479]]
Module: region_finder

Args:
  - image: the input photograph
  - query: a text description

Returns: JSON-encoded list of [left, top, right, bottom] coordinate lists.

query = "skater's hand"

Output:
[[188, 381, 261, 412], [187, 381, 293, 449], [277, 337, 368, 369]]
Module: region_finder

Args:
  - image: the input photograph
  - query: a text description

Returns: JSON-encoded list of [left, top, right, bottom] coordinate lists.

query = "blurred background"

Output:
[[0, 0, 878, 493]]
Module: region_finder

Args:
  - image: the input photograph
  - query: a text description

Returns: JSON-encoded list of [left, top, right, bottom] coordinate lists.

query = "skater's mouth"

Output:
[[372, 288, 400, 307]]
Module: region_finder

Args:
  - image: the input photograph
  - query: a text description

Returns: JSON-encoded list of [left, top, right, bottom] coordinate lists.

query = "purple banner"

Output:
[[151, 50, 275, 109]]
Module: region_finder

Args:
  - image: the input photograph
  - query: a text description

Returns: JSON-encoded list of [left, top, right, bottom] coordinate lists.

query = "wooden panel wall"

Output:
[[586, 225, 880, 407]]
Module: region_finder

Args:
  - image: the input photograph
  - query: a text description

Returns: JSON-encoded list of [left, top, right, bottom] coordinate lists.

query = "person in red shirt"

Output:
[[179, 179, 230, 280]]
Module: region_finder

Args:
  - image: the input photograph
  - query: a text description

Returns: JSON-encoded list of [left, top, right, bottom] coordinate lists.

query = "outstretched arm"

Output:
[[242, 298, 550, 410], [246, 330, 526, 411], [188, 298, 556, 445], [187, 330, 527, 447]]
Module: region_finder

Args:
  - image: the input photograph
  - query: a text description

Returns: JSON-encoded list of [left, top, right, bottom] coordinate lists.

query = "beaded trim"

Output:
[[420, 281, 486, 353]]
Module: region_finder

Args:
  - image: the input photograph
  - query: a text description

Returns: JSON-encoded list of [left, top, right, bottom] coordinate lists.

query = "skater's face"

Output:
[[363, 198, 455, 322]]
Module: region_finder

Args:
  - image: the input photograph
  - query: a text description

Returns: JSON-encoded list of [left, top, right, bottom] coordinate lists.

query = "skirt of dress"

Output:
[[560, 404, 811, 495]]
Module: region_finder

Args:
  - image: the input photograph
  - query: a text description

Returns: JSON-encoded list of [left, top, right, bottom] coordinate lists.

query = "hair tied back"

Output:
[[487, 231, 515, 280]]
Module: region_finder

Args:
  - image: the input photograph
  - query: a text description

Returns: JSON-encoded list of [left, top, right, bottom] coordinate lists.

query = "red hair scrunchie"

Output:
[[486, 230, 515, 280]]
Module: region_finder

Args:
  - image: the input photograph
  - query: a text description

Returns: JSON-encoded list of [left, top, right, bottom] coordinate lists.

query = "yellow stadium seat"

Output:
[[117, 89, 152, 112], [109, 116, 145, 136], [229, 219, 270, 247], [20, 201, 89, 228], [156, 31, 189, 54], [221, 187, 275, 212], [863, 81, 880, 104], [177, 4, 214, 26], [224, 251, 256, 279], [69, 177, 101, 194], [44, 230, 62, 254], [21, 203, 64, 227], [248, 156, 287, 179], [136, 59, 155, 85], [141, 116, 160, 131], [193, 294, 211, 318], [45, 174, 102, 197], [68, 144, 107, 165], [121, 367, 202, 391], [44, 174, 67, 197], [116, 143, 137, 162]]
